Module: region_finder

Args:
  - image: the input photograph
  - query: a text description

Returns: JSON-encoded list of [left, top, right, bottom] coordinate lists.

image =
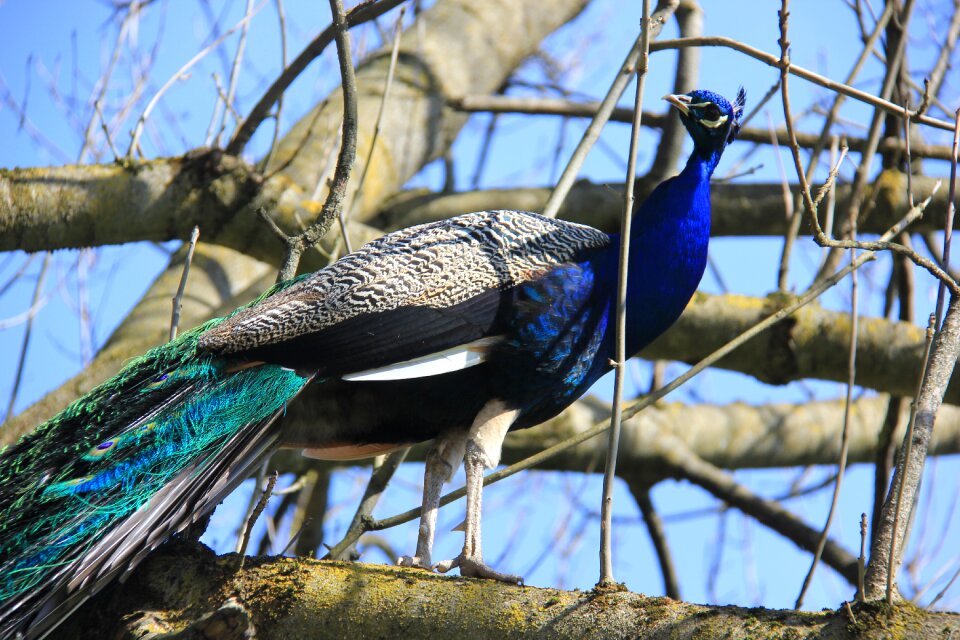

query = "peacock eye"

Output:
[[704, 104, 721, 121]]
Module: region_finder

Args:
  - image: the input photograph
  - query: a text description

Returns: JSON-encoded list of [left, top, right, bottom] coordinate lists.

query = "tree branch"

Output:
[[377, 173, 955, 237], [71, 542, 960, 639]]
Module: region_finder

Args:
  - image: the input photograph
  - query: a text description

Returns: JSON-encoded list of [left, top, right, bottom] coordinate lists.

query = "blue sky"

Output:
[[1, 0, 959, 612]]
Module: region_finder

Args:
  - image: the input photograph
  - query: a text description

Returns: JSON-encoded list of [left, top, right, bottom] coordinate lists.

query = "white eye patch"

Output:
[[699, 114, 729, 128], [686, 101, 728, 128]]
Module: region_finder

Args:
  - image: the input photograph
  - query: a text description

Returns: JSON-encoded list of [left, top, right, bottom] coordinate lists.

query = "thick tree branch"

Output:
[[264, 395, 960, 485], [378, 172, 953, 237], [71, 542, 960, 639], [643, 291, 952, 401]]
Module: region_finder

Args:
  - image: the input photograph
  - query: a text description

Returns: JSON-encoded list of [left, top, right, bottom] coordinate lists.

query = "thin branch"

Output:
[[795, 194, 859, 609], [781, 0, 892, 291], [258, 0, 288, 172], [776, 3, 954, 296], [652, 431, 860, 585], [811, 0, 913, 284], [859, 512, 868, 600], [265, 0, 358, 281], [3, 253, 50, 423], [871, 108, 960, 602], [215, 0, 255, 146], [449, 95, 958, 161], [238, 472, 278, 561], [648, 0, 701, 179], [127, 2, 266, 158], [648, 36, 956, 133], [934, 109, 960, 328], [93, 101, 120, 160], [599, 0, 651, 587], [628, 479, 680, 599], [927, 560, 960, 609], [342, 5, 406, 254], [887, 315, 936, 602], [323, 449, 408, 561], [169, 226, 200, 341]]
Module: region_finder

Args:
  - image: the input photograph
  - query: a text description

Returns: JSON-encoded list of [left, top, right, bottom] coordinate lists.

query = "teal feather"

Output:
[[0, 287, 312, 639]]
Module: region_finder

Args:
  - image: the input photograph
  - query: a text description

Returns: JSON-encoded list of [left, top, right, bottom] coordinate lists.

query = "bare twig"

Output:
[[127, 2, 265, 158], [795, 203, 859, 609], [859, 513, 867, 601], [629, 479, 680, 599], [170, 226, 200, 341], [652, 431, 860, 585], [258, 0, 288, 172], [781, 0, 892, 289], [922, 2, 960, 108], [772, 109, 797, 292], [886, 315, 936, 603], [648, 0, 701, 179], [927, 561, 960, 609], [812, 0, 912, 284], [776, 3, 954, 296], [214, 0, 255, 146], [648, 35, 956, 133], [870, 109, 960, 602], [265, 0, 358, 281], [93, 101, 121, 160], [934, 109, 960, 328], [238, 472, 279, 561], [323, 449, 408, 561], [450, 95, 958, 161], [343, 5, 407, 254], [3, 253, 51, 423], [599, 0, 651, 587]]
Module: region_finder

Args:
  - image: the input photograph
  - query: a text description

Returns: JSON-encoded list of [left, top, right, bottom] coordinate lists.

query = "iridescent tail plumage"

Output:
[[0, 316, 312, 639]]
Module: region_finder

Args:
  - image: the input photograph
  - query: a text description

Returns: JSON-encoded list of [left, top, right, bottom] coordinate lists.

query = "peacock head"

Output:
[[664, 88, 746, 153]]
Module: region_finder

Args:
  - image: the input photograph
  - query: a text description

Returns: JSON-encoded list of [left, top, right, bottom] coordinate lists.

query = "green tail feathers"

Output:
[[0, 300, 312, 637]]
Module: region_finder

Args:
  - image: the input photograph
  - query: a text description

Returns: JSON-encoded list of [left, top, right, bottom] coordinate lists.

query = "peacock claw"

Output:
[[435, 554, 523, 585], [397, 555, 433, 571]]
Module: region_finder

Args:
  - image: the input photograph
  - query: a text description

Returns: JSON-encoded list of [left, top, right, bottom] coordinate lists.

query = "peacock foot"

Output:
[[397, 554, 434, 571], [435, 553, 523, 585]]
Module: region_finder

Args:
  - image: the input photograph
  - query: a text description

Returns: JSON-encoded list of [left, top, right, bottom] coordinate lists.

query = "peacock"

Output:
[[0, 88, 744, 638]]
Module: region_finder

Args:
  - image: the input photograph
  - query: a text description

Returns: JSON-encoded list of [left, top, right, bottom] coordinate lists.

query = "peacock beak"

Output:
[[663, 93, 691, 116]]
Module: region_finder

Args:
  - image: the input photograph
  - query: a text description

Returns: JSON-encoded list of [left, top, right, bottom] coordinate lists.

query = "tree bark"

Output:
[[1, 169, 949, 253], [70, 541, 960, 639], [378, 172, 949, 237]]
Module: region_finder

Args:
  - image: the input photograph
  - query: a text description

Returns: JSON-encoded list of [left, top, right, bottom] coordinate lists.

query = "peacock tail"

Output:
[[0, 279, 314, 639]]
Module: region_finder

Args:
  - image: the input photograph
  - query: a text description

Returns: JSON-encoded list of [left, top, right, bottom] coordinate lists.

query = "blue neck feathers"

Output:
[[603, 145, 720, 357]]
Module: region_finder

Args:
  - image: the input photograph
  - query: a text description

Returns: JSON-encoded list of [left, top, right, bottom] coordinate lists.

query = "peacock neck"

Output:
[[608, 144, 721, 356]]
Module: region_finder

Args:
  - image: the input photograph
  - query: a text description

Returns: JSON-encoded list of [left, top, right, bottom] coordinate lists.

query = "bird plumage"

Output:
[[0, 88, 743, 638]]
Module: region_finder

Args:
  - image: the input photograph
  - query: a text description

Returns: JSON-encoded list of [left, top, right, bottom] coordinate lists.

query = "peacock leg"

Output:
[[436, 400, 522, 584], [398, 429, 467, 570]]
